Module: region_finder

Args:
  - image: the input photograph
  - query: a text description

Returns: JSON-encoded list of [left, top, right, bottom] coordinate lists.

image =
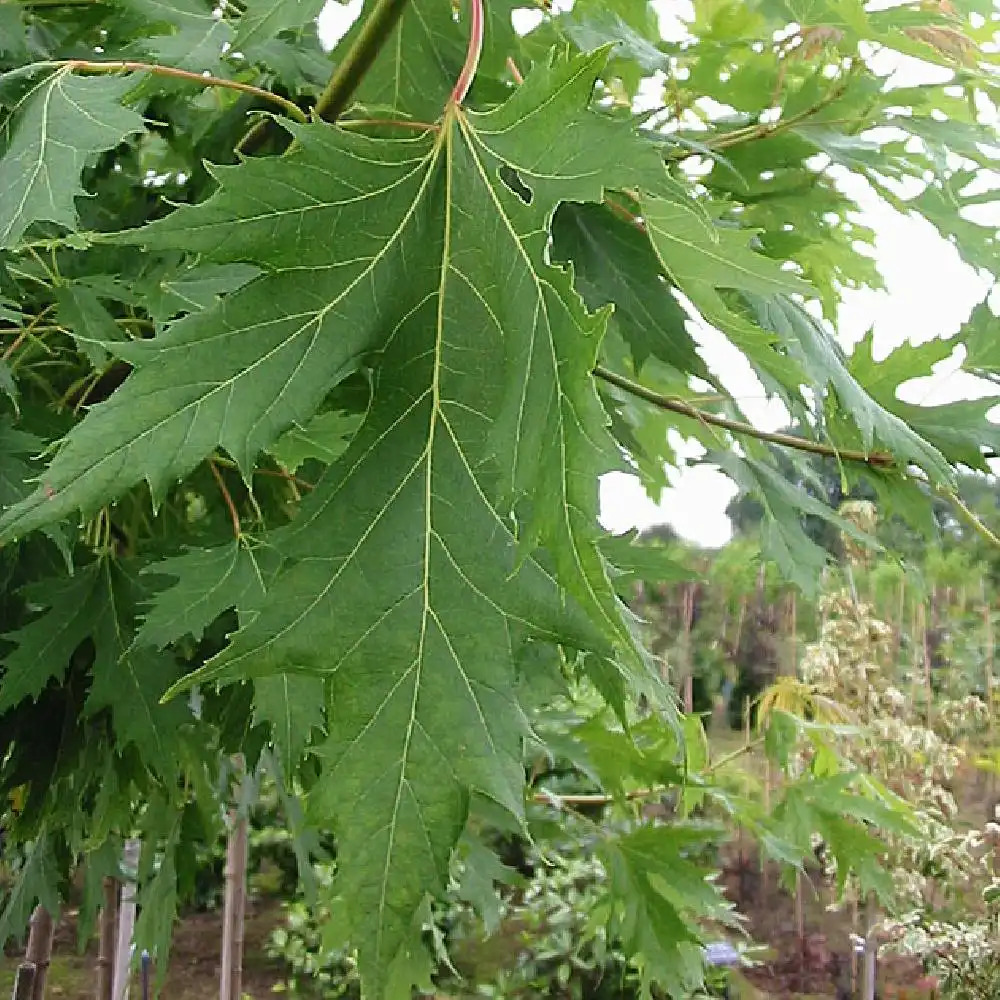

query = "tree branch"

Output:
[[63, 60, 308, 123], [313, 0, 412, 123], [666, 74, 853, 161], [208, 460, 242, 539], [593, 364, 896, 469]]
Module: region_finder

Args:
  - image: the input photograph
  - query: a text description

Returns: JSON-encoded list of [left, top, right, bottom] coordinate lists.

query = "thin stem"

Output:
[[209, 460, 242, 539], [530, 739, 762, 808], [942, 488, 1000, 549], [709, 735, 765, 773], [3, 305, 55, 363], [451, 0, 484, 105], [505, 56, 524, 85], [666, 74, 852, 161], [313, 0, 413, 123], [594, 364, 895, 469], [63, 60, 308, 123]]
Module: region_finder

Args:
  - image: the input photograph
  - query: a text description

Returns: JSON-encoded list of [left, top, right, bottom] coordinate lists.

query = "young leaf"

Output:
[[0, 831, 60, 946], [0, 70, 145, 248], [137, 541, 281, 649]]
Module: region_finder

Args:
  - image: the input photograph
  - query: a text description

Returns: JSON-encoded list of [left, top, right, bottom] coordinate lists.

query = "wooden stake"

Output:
[[921, 603, 933, 725], [220, 756, 249, 1000], [861, 893, 878, 1000], [12, 964, 36, 1000], [25, 906, 54, 1000], [795, 868, 805, 985], [96, 876, 118, 1000]]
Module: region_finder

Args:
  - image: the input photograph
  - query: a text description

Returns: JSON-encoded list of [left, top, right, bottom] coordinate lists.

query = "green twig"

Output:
[[593, 364, 896, 469], [313, 0, 412, 123], [667, 74, 852, 161]]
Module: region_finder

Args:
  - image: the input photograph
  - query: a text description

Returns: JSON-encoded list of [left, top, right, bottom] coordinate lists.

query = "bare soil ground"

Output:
[[0, 900, 286, 1000]]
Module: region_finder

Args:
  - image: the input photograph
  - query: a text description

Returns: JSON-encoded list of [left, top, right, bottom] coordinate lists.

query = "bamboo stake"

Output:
[[96, 877, 118, 1000], [230, 818, 248, 1000], [850, 897, 859, 996], [789, 590, 797, 673], [893, 578, 905, 667], [985, 595, 995, 736], [681, 583, 695, 713], [112, 839, 141, 1000], [25, 906, 54, 1000], [220, 757, 249, 1000]]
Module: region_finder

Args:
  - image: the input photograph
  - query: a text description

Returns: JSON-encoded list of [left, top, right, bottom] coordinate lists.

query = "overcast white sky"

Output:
[[318, 0, 1000, 548]]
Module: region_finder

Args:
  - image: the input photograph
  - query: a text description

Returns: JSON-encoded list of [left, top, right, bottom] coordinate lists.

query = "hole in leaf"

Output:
[[498, 165, 533, 204]]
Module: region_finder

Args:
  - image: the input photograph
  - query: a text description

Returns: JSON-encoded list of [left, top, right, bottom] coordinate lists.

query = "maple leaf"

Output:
[[232, 0, 327, 51], [123, 0, 233, 74], [0, 559, 189, 774], [639, 192, 809, 392], [0, 831, 60, 946], [136, 541, 281, 649], [76, 49, 685, 995], [600, 825, 735, 997], [550, 201, 707, 377], [749, 294, 954, 481], [1, 49, 670, 675], [846, 328, 1000, 472], [0, 69, 145, 248]]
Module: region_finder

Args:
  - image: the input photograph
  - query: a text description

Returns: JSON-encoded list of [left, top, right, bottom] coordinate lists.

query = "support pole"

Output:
[[25, 906, 54, 1000], [112, 839, 141, 1000]]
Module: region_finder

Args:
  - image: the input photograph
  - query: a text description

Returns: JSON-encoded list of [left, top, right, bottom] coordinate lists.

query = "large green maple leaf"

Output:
[[54, 49, 677, 996], [0, 50, 667, 665]]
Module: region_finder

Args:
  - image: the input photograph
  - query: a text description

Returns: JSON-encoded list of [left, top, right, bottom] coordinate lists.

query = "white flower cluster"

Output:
[[792, 590, 997, 962], [935, 693, 991, 742], [885, 911, 997, 963]]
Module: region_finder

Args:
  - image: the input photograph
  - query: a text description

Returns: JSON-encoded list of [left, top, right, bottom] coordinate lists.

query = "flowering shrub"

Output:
[[788, 590, 998, 985]]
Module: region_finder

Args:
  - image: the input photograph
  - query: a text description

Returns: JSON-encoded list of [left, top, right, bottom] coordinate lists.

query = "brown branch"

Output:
[[62, 60, 308, 123], [252, 467, 315, 490], [594, 365, 896, 469], [209, 459, 242, 538]]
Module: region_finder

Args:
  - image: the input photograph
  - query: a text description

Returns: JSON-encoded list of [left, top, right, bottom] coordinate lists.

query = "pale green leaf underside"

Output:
[[0, 69, 145, 248]]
